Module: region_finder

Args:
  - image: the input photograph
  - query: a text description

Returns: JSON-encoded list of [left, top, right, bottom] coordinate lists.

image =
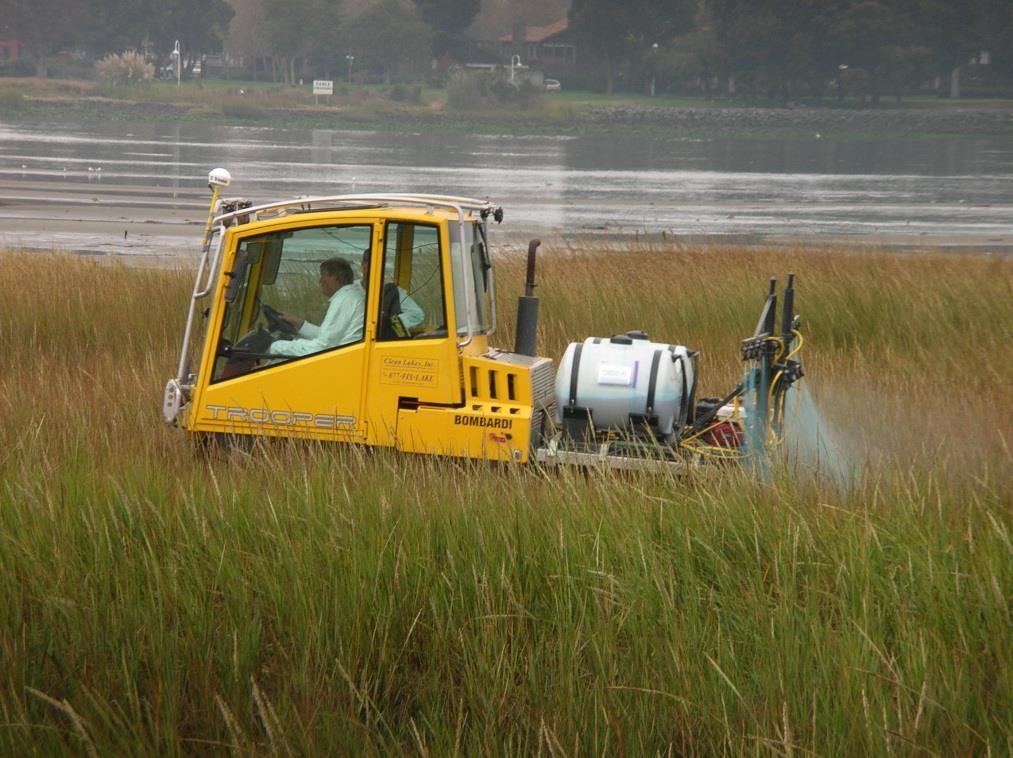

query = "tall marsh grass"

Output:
[[0, 245, 1010, 754]]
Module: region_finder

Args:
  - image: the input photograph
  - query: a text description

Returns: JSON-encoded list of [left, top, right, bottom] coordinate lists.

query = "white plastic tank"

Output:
[[553, 334, 695, 437]]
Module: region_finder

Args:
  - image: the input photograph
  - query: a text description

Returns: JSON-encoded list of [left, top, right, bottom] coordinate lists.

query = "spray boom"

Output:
[[739, 274, 805, 458]]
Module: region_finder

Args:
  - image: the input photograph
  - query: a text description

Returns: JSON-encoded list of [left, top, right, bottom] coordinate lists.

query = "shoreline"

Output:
[[5, 92, 1013, 138], [3, 211, 1010, 266]]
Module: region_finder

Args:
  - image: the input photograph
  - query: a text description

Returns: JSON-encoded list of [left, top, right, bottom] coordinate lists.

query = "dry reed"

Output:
[[0, 245, 1009, 754]]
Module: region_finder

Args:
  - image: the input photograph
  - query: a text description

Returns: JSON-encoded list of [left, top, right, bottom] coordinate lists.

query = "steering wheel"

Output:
[[230, 327, 274, 355], [261, 303, 298, 337]]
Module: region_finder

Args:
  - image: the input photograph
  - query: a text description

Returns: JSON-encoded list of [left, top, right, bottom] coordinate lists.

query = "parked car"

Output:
[[159, 60, 201, 79], [544, 78, 561, 92]]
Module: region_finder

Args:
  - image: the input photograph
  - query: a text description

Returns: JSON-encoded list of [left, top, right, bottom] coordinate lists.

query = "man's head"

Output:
[[360, 248, 371, 282], [318, 257, 353, 296]]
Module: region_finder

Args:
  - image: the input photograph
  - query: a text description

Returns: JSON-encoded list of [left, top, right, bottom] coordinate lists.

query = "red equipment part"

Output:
[[702, 421, 743, 449]]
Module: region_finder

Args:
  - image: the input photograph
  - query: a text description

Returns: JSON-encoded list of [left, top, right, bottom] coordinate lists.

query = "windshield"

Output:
[[449, 221, 494, 338], [211, 223, 372, 382]]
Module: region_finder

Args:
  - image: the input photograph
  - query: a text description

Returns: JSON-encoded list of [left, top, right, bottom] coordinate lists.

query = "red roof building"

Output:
[[0, 37, 24, 60], [499, 19, 576, 67]]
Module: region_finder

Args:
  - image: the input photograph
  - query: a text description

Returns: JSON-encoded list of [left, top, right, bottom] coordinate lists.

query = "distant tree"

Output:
[[830, 0, 961, 102], [686, 0, 1008, 102], [906, 0, 987, 96], [259, 0, 310, 82], [224, 0, 270, 78], [568, 0, 628, 93], [141, 0, 234, 74], [2, 0, 231, 74], [980, 0, 1013, 81], [413, 0, 480, 56], [259, 0, 341, 84], [658, 27, 728, 96], [305, 4, 345, 81], [569, 0, 695, 93], [347, 0, 430, 84], [707, 0, 848, 102], [1, 0, 89, 75], [78, 0, 158, 56], [828, 0, 897, 103], [879, 44, 931, 101]]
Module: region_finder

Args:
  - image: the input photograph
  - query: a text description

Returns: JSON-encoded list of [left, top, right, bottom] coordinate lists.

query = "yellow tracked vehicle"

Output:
[[163, 169, 804, 471]]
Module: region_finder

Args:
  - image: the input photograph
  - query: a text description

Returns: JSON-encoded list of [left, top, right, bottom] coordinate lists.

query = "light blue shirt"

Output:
[[269, 283, 364, 357], [393, 285, 425, 328], [357, 279, 425, 329]]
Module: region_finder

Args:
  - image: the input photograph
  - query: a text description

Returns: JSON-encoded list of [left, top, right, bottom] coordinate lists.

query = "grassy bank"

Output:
[[2, 77, 1010, 137], [0, 77, 585, 135], [0, 246, 1010, 753]]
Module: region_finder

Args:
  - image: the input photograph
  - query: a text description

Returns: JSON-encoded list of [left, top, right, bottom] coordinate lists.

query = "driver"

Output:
[[269, 257, 364, 357]]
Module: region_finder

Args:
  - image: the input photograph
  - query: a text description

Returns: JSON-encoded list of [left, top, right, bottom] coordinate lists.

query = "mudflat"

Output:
[[0, 177, 208, 261], [3, 179, 1011, 261]]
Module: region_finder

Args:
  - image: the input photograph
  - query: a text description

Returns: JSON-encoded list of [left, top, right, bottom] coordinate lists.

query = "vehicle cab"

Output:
[[164, 188, 555, 462]]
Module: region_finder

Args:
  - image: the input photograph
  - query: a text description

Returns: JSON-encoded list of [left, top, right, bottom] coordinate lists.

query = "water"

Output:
[[781, 384, 858, 492], [739, 375, 857, 493], [1, 119, 1012, 258]]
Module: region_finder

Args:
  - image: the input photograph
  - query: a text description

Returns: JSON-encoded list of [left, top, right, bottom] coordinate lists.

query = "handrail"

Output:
[[214, 193, 496, 227], [195, 225, 225, 298], [485, 217, 497, 338], [174, 227, 225, 383], [454, 210, 474, 348]]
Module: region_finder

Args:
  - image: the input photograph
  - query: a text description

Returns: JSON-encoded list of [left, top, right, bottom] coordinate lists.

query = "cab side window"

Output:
[[377, 223, 445, 340]]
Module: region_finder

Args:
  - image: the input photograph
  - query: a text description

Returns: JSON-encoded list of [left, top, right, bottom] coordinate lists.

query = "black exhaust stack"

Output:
[[755, 276, 777, 338], [780, 272, 795, 349], [771, 272, 803, 434], [514, 239, 541, 356]]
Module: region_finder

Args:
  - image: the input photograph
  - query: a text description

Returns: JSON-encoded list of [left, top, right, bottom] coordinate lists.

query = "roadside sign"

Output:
[[313, 80, 334, 96]]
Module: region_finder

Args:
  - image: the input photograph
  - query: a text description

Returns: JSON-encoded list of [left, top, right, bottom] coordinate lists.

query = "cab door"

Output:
[[364, 220, 462, 446], [189, 219, 375, 442]]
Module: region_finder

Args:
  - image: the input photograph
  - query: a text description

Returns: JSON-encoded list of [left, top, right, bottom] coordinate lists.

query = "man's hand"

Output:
[[279, 311, 304, 330]]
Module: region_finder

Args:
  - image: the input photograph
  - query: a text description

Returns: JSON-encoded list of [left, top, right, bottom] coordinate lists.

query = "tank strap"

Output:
[[645, 349, 662, 416], [569, 343, 584, 408]]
